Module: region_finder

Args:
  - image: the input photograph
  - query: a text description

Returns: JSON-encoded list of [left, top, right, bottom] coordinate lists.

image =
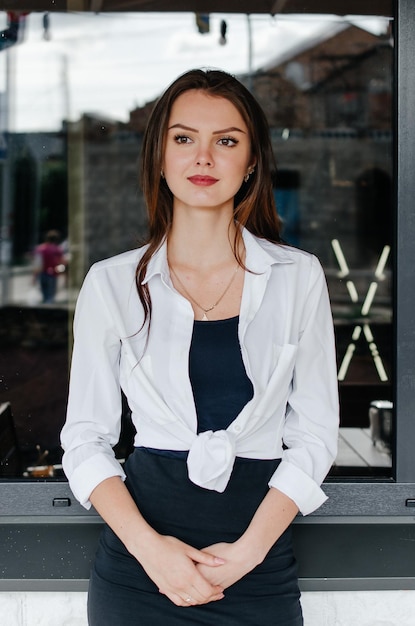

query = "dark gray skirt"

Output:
[[88, 448, 303, 626]]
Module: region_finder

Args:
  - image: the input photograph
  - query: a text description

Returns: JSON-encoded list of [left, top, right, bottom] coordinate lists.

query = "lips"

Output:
[[187, 175, 219, 186]]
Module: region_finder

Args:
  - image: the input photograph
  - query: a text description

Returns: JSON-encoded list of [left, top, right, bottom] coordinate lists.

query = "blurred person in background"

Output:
[[33, 230, 65, 303]]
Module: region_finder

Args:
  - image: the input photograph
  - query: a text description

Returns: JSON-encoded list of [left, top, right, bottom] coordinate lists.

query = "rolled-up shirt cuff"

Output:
[[268, 459, 328, 516], [65, 452, 126, 510]]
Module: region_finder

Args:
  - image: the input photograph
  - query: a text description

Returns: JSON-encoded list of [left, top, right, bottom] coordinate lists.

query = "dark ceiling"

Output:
[[0, 0, 393, 16]]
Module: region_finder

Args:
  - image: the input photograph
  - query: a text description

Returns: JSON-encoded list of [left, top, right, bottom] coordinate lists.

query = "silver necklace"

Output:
[[169, 263, 239, 321]]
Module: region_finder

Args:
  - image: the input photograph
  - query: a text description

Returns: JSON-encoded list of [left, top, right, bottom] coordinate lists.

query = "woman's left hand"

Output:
[[197, 488, 299, 591], [196, 540, 261, 590]]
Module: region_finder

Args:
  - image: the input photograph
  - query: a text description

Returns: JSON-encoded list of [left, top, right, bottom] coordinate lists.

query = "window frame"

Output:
[[1, 0, 414, 591]]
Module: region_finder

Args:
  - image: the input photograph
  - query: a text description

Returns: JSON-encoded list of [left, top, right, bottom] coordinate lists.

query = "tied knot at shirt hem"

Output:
[[187, 429, 237, 493]]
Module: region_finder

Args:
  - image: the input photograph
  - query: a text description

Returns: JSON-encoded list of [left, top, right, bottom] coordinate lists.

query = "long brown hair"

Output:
[[137, 68, 281, 328]]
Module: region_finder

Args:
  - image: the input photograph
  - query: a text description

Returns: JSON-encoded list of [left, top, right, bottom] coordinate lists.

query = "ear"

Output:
[[248, 156, 257, 171]]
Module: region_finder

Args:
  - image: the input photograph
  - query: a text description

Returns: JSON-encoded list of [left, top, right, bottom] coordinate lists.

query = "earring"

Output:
[[244, 168, 255, 183], [160, 169, 165, 179]]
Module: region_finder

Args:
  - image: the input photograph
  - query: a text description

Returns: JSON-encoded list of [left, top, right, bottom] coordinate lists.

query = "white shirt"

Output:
[[61, 228, 339, 515]]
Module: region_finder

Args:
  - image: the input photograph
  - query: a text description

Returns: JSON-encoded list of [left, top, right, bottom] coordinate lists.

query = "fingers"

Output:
[[162, 588, 225, 607], [141, 536, 226, 607], [186, 581, 224, 606], [188, 546, 225, 567], [162, 592, 195, 607], [161, 575, 224, 606]]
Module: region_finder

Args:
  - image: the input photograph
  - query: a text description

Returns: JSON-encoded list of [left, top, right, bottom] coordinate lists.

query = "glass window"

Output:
[[0, 10, 393, 481], [264, 20, 394, 478]]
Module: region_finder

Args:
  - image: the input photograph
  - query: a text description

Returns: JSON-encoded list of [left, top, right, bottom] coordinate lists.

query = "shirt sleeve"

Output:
[[61, 267, 126, 509], [268, 255, 339, 515]]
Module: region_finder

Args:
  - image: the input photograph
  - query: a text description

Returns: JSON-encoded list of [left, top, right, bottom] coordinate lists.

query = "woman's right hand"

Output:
[[89, 478, 225, 606], [132, 532, 226, 607]]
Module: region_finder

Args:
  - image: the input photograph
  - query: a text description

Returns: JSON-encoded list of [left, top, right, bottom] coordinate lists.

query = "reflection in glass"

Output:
[[0, 12, 393, 479], [264, 21, 393, 477]]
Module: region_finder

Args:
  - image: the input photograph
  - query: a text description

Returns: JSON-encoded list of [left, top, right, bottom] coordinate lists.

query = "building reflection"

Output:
[[0, 19, 393, 478]]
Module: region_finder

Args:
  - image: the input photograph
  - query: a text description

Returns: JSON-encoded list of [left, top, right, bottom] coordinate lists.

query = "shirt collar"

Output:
[[141, 228, 293, 285], [141, 238, 169, 285], [242, 228, 294, 273]]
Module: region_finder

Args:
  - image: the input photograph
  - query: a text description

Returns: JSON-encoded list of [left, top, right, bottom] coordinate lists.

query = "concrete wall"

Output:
[[1, 590, 415, 625]]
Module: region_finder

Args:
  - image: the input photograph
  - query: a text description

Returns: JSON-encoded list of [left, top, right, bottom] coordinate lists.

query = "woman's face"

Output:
[[162, 89, 255, 216]]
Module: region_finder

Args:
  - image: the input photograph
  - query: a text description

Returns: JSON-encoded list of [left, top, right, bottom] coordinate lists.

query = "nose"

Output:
[[195, 143, 213, 167]]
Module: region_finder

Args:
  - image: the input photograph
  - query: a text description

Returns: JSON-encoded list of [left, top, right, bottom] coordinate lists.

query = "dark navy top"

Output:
[[140, 316, 253, 458], [190, 315, 254, 433]]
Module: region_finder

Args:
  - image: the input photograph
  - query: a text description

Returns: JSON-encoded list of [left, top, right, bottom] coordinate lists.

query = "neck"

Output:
[[168, 209, 240, 269]]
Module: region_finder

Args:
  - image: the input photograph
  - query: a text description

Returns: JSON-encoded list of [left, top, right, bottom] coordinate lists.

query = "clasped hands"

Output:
[[135, 533, 261, 608]]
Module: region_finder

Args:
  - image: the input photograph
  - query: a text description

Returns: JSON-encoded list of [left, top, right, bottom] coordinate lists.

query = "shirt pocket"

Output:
[[272, 343, 298, 379], [259, 343, 298, 418]]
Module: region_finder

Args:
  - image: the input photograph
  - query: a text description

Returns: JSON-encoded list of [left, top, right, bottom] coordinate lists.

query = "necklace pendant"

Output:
[[201, 312, 209, 321]]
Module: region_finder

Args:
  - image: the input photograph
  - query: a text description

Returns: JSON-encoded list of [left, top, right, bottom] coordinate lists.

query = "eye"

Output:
[[217, 136, 238, 147], [174, 134, 192, 144]]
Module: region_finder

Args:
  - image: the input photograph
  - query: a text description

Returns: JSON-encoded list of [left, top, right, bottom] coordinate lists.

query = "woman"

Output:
[[33, 229, 65, 303], [61, 69, 339, 625]]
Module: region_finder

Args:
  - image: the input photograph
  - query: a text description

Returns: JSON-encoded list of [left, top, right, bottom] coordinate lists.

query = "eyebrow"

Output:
[[167, 123, 246, 135]]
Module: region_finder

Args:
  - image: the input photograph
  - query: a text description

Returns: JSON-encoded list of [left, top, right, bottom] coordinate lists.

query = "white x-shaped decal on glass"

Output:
[[331, 239, 390, 382]]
